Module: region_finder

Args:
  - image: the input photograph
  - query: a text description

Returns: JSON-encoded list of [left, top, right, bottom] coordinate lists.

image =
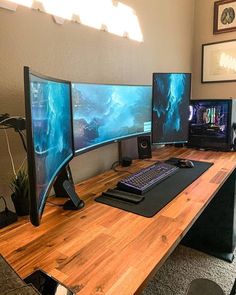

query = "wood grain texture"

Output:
[[1, 147, 236, 295]]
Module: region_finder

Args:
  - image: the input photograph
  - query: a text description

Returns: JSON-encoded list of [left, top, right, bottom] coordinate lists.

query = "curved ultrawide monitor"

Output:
[[24, 67, 73, 226], [152, 73, 191, 144], [72, 83, 152, 155]]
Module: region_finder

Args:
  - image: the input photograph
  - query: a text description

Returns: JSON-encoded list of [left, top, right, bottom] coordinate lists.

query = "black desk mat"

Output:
[[95, 158, 213, 217]]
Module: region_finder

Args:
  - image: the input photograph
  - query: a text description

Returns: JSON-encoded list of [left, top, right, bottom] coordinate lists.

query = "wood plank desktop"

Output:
[[1, 146, 236, 295]]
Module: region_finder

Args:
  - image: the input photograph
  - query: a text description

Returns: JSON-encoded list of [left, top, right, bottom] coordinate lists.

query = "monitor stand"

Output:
[[53, 165, 85, 211]]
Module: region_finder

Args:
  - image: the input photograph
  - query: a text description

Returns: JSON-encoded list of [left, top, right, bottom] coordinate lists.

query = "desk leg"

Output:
[[182, 169, 236, 262]]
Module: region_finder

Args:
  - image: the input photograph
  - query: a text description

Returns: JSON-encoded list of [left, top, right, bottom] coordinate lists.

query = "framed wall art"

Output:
[[214, 0, 236, 34], [202, 39, 236, 83]]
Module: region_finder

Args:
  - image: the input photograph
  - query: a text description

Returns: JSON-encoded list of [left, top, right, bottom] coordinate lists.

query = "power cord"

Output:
[[0, 195, 8, 212], [46, 200, 64, 207], [111, 161, 119, 170], [1, 114, 27, 178], [17, 129, 27, 152], [0, 115, 27, 152], [110, 161, 133, 174], [4, 129, 17, 177]]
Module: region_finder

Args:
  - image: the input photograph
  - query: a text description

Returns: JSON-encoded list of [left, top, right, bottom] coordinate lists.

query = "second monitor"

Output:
[[72, 83, 152, 155], [152, 73, 191, 145]]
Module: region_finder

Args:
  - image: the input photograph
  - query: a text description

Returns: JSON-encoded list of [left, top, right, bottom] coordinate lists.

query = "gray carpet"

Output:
[[142, 245, 236, 295]]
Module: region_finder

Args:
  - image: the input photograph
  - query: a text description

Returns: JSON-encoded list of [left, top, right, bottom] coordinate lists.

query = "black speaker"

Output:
[[137, 135, 152, 159], [119, 137, 138, 160]]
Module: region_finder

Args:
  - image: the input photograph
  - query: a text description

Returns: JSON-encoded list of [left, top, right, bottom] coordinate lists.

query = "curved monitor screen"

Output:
[[72, 83, 152, 155], [152, 73, 191, 144], [24, 68, 73, 226]]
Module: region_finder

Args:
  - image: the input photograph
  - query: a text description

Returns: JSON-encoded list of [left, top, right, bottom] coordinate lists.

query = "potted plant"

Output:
[[10, 168, 30, 216]]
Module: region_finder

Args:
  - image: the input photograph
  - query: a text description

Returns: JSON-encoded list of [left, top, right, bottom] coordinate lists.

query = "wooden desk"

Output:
[[1, 147, 236, 295]]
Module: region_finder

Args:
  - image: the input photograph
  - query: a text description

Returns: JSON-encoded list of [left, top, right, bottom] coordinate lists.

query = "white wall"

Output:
[[192, 0, 236, 98], [0, 0, 195, 207]]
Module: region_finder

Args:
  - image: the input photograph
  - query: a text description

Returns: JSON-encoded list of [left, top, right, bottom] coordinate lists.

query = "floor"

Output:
[[142, 245, 236, 295]]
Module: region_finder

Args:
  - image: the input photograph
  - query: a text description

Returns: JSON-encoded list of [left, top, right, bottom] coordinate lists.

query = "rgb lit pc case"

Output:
[[188, 99, 236, 151]]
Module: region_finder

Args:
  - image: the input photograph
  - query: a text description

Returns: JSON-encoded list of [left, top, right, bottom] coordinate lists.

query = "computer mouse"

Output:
[[177, 159, 194, 168]]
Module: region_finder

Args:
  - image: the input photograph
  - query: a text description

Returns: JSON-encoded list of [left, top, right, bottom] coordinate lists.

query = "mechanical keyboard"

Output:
[[117, 161, 179, 195]]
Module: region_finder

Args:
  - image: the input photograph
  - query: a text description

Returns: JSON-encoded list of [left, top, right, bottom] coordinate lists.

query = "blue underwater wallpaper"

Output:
[[152, 73, 191, 144], [30, 74, 73, 210], [72, 83, 152, 153]]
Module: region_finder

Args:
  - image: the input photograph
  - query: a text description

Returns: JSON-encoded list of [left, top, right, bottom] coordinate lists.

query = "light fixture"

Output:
[[40, 0, 73, 21], [0, 0, 144, 42], [1, 0, 32, 9], [0, 0, 17, 11]]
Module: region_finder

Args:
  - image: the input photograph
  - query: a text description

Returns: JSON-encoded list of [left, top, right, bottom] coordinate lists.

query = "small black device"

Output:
[[0, 209, 17, 229], [137, 135, 152, 159], [177, 159, 194, 168], [117, 161, 179, 195], [102, 189, 144, 203], [62, 180, 85, 210], [0, 113, 26, 131], [0, 196, 17, 229], [121, 157, 132, 167], [24, 269, 74, 295]]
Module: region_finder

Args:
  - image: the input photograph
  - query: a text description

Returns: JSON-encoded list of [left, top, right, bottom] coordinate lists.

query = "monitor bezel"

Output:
[[151, 72, 192, 145], [71, 81, 152, 156], [188, 98, 233, 149], [24, 66, 74, 226]]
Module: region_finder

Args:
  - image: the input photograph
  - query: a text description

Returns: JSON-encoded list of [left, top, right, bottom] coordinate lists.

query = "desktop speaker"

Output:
[[137, 135, 152, 159], [119, 137, 139, 160]]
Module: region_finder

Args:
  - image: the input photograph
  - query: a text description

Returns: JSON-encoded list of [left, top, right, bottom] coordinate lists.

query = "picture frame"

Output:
[[202, 39, 236, 83], [214, 0, 236, 34]]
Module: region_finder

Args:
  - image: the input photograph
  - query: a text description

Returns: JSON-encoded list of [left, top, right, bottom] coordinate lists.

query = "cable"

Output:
[[113, 167, 133, 174], [17, 156, 27, 174], [4, 129, 17, 177], [0, 126, 11, 129], [111, 161, 120, 170], [17, 129, 27, 152], [143, 158, 158, 162], [0, 195, 7, 209], [111, 160, 133, 174], [0, 116, 23, 126], [46, 200, 64, 207]]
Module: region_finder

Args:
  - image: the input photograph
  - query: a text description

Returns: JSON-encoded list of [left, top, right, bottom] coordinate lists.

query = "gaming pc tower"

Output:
[[188, 99, 236, 151]]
